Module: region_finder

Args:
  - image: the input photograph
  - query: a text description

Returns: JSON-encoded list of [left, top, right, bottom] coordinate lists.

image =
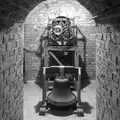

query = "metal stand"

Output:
[[38, 16, 86, 116]]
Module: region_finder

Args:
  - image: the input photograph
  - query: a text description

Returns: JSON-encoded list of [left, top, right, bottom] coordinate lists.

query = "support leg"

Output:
[[39, 67, 48, 115]]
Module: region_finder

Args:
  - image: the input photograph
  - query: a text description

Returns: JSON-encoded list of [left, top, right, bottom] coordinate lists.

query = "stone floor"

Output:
[[24, 80, 96, 120]]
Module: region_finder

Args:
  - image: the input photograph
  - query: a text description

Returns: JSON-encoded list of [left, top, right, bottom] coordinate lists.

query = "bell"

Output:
[[47, 78, 76, 107]]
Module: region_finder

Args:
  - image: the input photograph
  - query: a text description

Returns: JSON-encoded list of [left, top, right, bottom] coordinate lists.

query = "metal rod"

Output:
[[42, 67, 47, 102], [77, 67, 81, 104], [49, 51, 63, 66]]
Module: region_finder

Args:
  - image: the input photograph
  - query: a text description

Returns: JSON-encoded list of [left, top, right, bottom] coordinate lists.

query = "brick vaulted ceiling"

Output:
[[0, 0, 120, 30]]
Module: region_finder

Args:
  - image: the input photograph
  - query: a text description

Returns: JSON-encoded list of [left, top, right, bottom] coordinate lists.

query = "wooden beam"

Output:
[[0, 6, 8, 10], [95, 14, 120, 21], [92, 4, 120, 20]]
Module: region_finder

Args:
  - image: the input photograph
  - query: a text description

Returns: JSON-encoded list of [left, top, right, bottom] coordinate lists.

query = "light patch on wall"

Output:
[[25, 0, 95, 26]]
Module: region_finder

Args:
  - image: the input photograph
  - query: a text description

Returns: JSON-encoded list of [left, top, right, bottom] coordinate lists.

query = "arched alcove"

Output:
[[23, 1, 97, 119]]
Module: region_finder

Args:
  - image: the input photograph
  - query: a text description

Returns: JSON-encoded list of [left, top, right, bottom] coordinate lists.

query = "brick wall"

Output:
[[96, 24, 120, 120], [24, 24, 41, 81], [0, 23, 23, 120], [79, 25, 96, 79]]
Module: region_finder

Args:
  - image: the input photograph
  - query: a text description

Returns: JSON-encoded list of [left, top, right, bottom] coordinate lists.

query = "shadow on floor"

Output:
[[81, 102, 93, 114], [34, 101, 93, 117], [81, 68, 90, 89]]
